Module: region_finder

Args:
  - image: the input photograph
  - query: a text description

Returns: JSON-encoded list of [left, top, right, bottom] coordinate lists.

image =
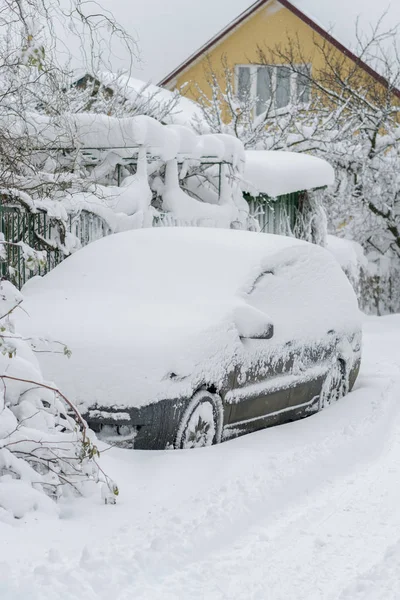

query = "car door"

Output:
[[226, 336, 294, 422], [222, 269, 295, 438], [225, 337, 327, 440], [223, 270, 328, 439], [284, 332, 343, 413]]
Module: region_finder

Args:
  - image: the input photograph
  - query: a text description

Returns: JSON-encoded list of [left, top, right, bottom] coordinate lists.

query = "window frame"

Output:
[[234, 63, 311, 116]]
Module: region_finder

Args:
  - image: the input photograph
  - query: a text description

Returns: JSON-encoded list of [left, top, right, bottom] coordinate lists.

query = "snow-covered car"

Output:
[[18, 228, 362, 450]]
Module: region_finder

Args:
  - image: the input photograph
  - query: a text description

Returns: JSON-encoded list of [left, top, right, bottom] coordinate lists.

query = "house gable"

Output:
[[160, 0, 400, 102]]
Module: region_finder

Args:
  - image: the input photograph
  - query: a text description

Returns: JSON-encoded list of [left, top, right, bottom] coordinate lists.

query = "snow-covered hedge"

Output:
[[326, 236, 400, 315]]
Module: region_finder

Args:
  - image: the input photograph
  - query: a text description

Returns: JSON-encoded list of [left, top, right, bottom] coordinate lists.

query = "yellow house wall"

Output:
[[170, 0, 359, 103]]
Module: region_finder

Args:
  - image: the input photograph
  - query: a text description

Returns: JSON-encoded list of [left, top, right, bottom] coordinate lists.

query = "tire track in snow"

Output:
[[129, 377, 400, 599], [119, 329, 400, 598]]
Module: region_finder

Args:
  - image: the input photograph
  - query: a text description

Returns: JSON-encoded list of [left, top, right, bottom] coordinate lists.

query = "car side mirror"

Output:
[[245, 323, 274, 340], [234, 305, 274, 340]]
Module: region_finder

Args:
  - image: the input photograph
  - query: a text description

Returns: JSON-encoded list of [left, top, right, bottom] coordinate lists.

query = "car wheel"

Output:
[[319, 358, 348, 410], [175, 390, 223, 449]]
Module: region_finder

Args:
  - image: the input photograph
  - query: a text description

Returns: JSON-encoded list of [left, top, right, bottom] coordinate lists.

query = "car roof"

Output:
[[22, 227, 360, 342], [23, 227, 312, 302]]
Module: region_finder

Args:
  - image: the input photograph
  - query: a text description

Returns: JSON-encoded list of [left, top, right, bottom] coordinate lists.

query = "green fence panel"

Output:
[[246, 191, 300, 234], [0, 206, 111, 289]]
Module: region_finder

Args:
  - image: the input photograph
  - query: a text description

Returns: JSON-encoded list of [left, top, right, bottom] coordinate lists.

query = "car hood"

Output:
[[17, 292, 243, 410]]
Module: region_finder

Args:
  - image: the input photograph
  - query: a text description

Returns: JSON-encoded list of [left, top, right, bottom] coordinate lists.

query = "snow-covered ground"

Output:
[[1, 315, 400, 599]]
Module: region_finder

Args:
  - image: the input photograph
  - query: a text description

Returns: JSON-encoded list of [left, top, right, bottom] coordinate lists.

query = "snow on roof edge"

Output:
[[242, 150, 335, 197]]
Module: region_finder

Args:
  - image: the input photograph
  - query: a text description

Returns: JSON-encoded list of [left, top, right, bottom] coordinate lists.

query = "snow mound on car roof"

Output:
[[17, 228, 361, 410], [22, 227, 303, 298]]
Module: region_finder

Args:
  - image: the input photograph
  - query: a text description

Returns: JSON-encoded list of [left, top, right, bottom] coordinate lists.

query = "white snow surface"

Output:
[[12, 112, 241, 161], [18, 113, 180, 160], [16, 228, 359, 412], [326, 234, 368, 279], [97, 73, 205, 128], [242, 150, 335, 197], [161, 160, 239, 227], [1, 315, 400, 598]]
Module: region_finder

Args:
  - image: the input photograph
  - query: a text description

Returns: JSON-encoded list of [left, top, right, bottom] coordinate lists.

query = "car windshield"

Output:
[[31, 228, 303, 306]]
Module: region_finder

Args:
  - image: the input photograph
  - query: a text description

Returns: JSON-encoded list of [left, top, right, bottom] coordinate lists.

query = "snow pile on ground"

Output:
[[17, 228, 360, 412], [242, 150, 335, 197], [0, 315, 399, 598], [325, 236, 398, 315], [326, 235, 367, 274]]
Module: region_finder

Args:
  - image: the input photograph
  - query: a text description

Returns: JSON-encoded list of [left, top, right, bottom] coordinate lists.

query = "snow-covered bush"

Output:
[[0, 0, 138, 263], [0, 273, 116, 521], [358, 254, 400, 316]]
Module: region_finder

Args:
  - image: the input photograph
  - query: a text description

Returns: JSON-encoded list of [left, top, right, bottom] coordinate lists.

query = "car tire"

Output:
[[319, 358, 348, 410], [175, 390, 223, 449]]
